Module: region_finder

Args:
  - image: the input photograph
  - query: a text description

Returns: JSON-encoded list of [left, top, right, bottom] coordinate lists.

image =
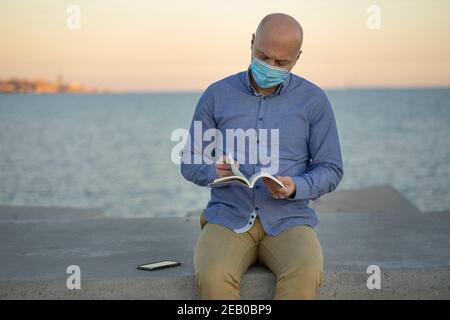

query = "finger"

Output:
[[271, 193, 281, 199], [271, 183, 285, 195], [276, 176, 295, 195], [265, 179, 283, 191], [267, 189, 277, 198], [264, 177, 277, 186], [275, 190, 286, 198], [217, 168, 232, 174], [216, 164, 231, 170], [263, 179, 278, 193], [276, 185, 289, 195], [216, 169, 233, 177], [272, 186, 289, 199], [266, 186, 275, 195], [267, 186, 282, 198], [277, 176, 293, 187], [270, 185, 282, 195]]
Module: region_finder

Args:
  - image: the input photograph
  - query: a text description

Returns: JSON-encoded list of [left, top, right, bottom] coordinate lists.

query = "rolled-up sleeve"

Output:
[[289, 91, 344, 201]]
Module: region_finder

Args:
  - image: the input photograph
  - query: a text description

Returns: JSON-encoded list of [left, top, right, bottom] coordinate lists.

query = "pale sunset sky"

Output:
[[1, 0, 449, 91]]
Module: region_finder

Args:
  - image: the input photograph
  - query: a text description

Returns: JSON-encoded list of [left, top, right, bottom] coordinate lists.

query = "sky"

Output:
[[1, 0, 450, 91]]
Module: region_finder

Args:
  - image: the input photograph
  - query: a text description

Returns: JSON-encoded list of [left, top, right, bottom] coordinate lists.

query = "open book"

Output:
[[207, 153, 285, 189]]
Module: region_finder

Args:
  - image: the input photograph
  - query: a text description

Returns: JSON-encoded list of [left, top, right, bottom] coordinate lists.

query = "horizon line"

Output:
[[2, 84, 450, 95]]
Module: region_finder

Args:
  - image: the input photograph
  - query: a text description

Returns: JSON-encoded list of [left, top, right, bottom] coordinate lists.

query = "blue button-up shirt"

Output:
[[180, 68, 344, 236]]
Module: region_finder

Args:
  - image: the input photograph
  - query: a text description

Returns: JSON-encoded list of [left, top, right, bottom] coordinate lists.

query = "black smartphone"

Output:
[[136, 260, 181, 271]]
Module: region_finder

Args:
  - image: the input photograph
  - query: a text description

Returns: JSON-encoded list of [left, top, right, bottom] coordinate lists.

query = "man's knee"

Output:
[[195, 267, 240, 299], [276, 263, 324, 300], [298, 264, 323, 286]]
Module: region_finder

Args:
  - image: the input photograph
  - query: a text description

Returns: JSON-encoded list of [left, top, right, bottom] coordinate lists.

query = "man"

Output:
[[180, 13, 343, 299]]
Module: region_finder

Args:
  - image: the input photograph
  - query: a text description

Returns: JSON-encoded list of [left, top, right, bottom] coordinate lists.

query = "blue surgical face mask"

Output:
[[249, 56, 289, 89]]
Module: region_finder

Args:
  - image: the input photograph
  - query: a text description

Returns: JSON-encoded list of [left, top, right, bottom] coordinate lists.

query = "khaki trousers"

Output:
[[194, 211, 324, 300]]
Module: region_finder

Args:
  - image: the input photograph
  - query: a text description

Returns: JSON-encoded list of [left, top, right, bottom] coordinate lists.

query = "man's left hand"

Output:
[[263, 176, 296, 199]]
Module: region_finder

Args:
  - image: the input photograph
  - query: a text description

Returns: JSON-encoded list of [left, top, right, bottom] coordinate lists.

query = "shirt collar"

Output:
[[244, 65, 291, 97]]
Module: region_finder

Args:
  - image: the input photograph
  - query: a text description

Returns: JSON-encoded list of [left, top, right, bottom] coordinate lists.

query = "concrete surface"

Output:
[[0, 205, 105, 221], [0, 185, 449, 299], [309, 184, 422, 214]]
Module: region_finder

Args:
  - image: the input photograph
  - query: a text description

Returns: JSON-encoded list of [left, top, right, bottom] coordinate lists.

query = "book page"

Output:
[[208, 175, 250, 188], [228, 153, 246, 179], [249, 171, 285, 188], [207, 154, 252, 188]]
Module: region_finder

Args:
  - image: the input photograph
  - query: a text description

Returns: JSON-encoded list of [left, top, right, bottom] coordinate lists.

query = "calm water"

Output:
[[0, 88, 449, 217]]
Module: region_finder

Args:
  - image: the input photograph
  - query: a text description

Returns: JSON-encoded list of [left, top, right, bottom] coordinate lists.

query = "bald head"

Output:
[[251, 13, 303, 70], [256, 13, 303, 49]]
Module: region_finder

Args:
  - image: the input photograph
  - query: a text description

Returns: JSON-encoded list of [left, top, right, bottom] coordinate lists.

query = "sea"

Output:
[[0, 88, 449, 217]]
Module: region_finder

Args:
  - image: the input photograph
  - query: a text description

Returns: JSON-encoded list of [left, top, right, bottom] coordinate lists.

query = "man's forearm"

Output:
[[288, 163, 343, 201], [181, 161, 217, 187]]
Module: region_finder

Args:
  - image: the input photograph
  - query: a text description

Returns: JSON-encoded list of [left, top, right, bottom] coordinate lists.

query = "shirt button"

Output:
[[255, 207, 259, 211], [255, 186, 260, 190], [251, 215, 255, 218], [257, 139, 260, 144], [258, 117, 263, 121], [249, 221, 253, 225]]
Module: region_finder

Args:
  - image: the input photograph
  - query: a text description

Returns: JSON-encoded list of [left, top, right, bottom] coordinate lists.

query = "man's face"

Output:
[[250, 32, 301, 71]]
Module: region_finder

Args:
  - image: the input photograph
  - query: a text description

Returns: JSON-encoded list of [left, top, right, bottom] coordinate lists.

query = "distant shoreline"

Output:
[[1, 86, 450, 95]]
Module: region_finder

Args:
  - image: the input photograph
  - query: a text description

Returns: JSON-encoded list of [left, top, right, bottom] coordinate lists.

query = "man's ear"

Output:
[[296, 50, 302, 61], [251, 33, 255, 49]]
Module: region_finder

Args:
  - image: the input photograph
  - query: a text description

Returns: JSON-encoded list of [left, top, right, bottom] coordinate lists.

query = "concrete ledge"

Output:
[[0, 205, 106, 221], [309, 184, 422, 214], [1, 208, 449, 299], [1, 187, 449, 299], [0, 269, 449, 300]]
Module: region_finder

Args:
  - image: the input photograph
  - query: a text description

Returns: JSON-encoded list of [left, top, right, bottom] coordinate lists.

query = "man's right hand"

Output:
[[215, 155, 240, 178]]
